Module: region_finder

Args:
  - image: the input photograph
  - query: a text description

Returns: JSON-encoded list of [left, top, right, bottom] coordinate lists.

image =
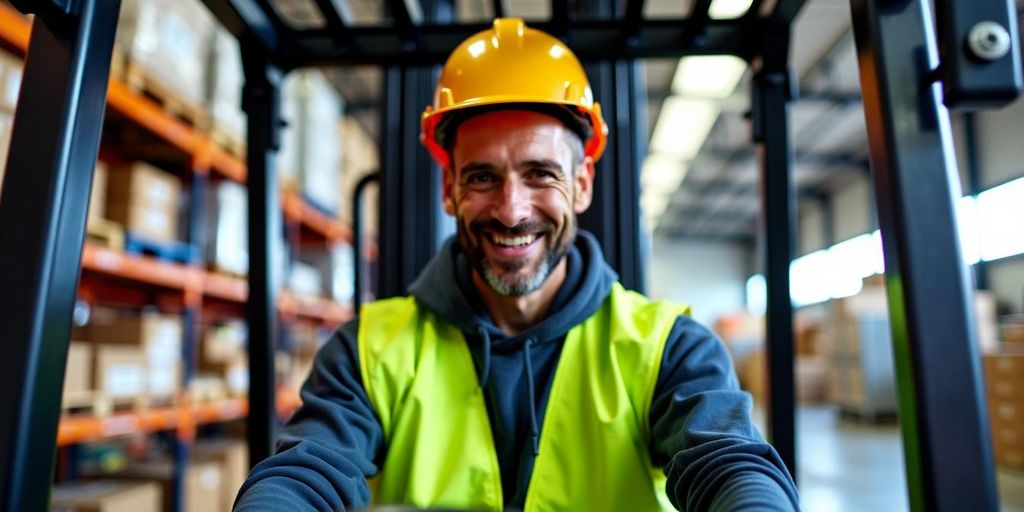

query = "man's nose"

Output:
[[492, 178, 532, 227]]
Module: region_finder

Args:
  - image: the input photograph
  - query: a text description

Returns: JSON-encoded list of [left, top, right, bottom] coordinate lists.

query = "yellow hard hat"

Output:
[[420, 18, 608, 168]]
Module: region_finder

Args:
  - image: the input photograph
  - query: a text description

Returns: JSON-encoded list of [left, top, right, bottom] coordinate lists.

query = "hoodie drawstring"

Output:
[[524, 338, 540, 456], [477, 326, 492, 389]]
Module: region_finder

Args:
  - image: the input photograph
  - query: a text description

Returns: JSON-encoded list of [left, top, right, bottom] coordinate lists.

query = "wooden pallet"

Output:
[[86, 218, 125, 251], [62, 390, 178, 417], [209, 124, 246, 158], [123, 61, 208, 129]]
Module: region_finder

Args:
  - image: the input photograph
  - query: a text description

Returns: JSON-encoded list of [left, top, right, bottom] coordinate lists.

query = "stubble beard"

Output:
[[459, 217, 576, 297]]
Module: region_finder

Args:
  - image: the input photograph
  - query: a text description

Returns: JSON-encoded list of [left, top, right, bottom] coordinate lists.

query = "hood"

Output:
[[407, 230, 617, 348]]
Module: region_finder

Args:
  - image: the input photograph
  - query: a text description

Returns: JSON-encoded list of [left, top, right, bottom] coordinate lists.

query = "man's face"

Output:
[[444, 110, 595, 297]]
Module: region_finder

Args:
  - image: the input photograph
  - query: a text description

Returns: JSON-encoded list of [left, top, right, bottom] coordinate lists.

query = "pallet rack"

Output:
[[0, 0, 1020, 511], [0, 1, 352, 508]]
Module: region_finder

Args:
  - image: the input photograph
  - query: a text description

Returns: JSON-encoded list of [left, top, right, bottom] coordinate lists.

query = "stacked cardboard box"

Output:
[[105, 162, 182, 243], [199, 321, 248, 398], [88, 312, 184, 403], [204, 180, 248, 275], [51, 480, 162, 512], [303, 244, 356, 304], [89, 162, 109, 227], [63, 341, 95, 399], [204, 26, 246, 150], [119, 458, 223, 512], [114, 0, 215, 110], [983, 350, 1024, 470], [828, 285, 898, 418], [0, 49, 21, 112], [193, 439, 248, 510]]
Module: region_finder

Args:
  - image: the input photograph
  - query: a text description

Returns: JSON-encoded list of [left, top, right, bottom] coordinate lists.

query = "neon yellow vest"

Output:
[[358, 283, 690, 511]]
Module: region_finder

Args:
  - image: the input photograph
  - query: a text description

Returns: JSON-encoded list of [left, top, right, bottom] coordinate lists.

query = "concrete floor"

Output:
[[793, 406, 1024, 511]]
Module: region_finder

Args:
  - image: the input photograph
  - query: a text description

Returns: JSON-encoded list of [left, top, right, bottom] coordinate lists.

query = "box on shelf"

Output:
[[204, 180, 248, 275], [0, 111, 12, 192], [64, 341, 94, 397], [339, 116, 379, 234], [89, 161, 109, 227], [203, 321, 246, 363], [0, 49, 22, 111], [88, 312, 183, 400], [51, 480, 162, 512], [796, 356, 830, 404], [114, 0, 215, 111], [199, 355, 248, 398], [981, 350, 1024, 470], [104, 162, 182, 243], [298, 70, 343, 216], [277, 73, 303, 189], [204, 26, 246, 153], [119, 458, 223, 512], [94, 344, 146, 401], [288, 260, 324, 298], [193, 439, 248, 510], [303, 244, 355, 304]]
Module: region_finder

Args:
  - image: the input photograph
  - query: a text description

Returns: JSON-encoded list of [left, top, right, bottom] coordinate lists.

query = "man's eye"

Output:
[[467, 173, 494, 184], [532, 169, 556, 179]]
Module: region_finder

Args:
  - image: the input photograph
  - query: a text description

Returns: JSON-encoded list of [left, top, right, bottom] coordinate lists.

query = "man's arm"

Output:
[[650, 316, 800, 512], [234, 320, 383, 511]]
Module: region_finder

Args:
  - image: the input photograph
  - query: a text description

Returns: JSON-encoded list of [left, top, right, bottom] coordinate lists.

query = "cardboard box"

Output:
[[105, 162, 181, 242], [199, 355, 248, 397], [64, 341, 94, 396], [51, 480, 162, 512], [89, 161, 109, 226], [204, 180, 248, 275], [94, 344, 146, 400], [0, 50, 22, 111], [203, 321, 246, 363], [120, 458, 223, 512], [194, 439, 248, 510], [115, 0, 214, 107], [88, 312, 183, 399]]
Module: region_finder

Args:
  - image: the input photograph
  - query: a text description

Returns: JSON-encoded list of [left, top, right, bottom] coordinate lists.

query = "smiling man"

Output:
[[234, 18, 799, 512]]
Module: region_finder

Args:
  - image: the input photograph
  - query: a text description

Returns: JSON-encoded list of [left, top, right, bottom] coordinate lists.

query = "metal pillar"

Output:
[[352, 172, 379, 311], [849, 0, 998, 509], [0, 0, 120, 510], [962, 113, 988, 289], [241, 48, 284, 466], [581, 59, 647, 293], [751, 30, 797, 479], [377, 65, 445, 299]]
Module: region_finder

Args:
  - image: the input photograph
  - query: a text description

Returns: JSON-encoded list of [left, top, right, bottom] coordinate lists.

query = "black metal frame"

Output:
[[849, 0, 1018, 509], [2, 0, 1018, 509], [0, 0, 121, 510]]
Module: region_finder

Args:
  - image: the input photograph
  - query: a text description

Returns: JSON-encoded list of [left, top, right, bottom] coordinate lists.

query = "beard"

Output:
[[458, 216, 576, 297]]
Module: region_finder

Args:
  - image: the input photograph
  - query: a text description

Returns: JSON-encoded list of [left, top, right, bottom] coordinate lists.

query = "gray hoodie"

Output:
[[234, 231, 800, 511]]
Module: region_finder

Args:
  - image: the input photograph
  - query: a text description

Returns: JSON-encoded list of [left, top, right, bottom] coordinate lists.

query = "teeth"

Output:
[[492, 234, 537, 247]]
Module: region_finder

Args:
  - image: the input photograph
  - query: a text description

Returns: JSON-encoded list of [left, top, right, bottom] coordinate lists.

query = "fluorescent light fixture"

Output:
[[641, 154, 687, 191], [671, 55, 747, 98], [790, 250, 833, 307], [978, 177, 1024, 261], [650, 97, 719, 158], [709, 0, 754, 19], [957, 195, 981, 265]]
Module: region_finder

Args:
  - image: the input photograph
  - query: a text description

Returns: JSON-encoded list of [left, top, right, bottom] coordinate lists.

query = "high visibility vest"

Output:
[[358, 282, 690, 511]]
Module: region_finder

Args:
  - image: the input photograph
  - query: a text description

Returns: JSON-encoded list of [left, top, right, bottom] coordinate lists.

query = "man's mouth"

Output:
[[488, 233, 539, 247]]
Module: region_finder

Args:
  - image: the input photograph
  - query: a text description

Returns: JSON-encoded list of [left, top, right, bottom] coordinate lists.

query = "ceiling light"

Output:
[[672, 55, 748, 98], [709, 0, 754, 19], [641, 154, 688, 191], [650, 97, 720, 158]]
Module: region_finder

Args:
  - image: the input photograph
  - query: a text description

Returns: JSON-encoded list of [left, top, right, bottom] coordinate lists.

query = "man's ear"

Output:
[[573, 156, 596, 214], [442, 166, 456, 216]]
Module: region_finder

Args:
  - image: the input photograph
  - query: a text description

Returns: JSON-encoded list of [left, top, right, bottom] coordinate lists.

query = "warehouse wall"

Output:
[[648, 237, 749, 326], [794, 99, 1024, 314]]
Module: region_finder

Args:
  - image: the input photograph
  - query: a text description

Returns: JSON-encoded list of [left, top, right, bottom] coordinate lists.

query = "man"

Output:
[[235, 18, 798, 511]]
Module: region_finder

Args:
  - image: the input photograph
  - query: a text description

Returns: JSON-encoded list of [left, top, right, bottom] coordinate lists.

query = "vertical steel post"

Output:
[[849, 0, 998, 509], [751, 30, 797, 480], [0, 0, 120, 509], [241, 49, 284, 466], [580, 59, 647, 293]]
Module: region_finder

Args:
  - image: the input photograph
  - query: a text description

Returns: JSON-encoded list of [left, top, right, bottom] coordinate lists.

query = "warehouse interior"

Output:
[[1, 0, 1023, 510]]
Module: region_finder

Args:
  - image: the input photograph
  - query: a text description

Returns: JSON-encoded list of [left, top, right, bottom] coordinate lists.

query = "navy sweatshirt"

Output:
[[234, 232, 799, 511]]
